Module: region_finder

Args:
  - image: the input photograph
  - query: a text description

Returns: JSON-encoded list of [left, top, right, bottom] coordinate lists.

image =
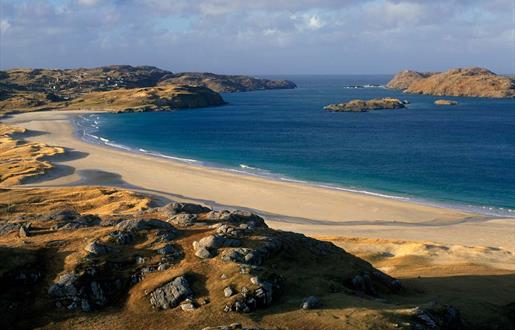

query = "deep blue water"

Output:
[[77, 75, 515, 215]]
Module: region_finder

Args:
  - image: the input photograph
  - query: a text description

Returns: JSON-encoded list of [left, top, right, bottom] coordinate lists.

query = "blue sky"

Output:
[[1, 0, 514, 74]]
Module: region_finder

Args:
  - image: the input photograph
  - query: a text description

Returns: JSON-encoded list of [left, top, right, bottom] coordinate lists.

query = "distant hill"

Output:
[[0, 65, 296, 115]]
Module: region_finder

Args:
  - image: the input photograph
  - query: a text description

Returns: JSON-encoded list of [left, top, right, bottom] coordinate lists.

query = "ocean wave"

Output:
[[104, 141, 132, 151], [99, 137, 110, 143], [144, 151, 199, 163], [239, 164, 256, 170]]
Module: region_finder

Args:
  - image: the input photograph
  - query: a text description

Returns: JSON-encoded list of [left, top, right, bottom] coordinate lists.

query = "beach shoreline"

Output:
[[4, 110, 515, 250]]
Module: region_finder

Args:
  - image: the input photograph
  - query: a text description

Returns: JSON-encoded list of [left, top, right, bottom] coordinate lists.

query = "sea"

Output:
[[75, 75, 515, 216]]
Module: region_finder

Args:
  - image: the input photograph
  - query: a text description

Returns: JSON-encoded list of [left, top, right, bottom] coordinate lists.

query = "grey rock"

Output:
[[84, 240, 109, 256], [116, 218, 174, 231], [48, 273, 78, 298], [148, 276, 193, 309], [205, 210, 231, 221], [0, 223, 19, 235], [90, 281, 106, 305], [228, 211, 267, 228], [157, 263, 170, 271], [46, 209, 80, 222], [180, 302, 196, 311], [57, 214, 101, 230], [224, 286, 234, 297], [195, 246, 212, 259], [108, 230, 134, 245], [135, 256, 146, 264], [81, 299, 91, 312], [301, 296, 321, 310], [157, 202, 211, 217], [157, 244, 175, 255], [169, 213, 197, 227], [198, 235, 226, 250], [19, 224, 30, 238]]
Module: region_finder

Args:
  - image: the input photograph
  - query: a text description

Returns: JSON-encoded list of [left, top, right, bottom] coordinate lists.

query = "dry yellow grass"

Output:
[[0, 123, 64, 186]]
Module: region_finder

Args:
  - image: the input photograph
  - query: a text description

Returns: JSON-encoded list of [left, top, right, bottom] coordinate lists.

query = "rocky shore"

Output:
[[387, 67, 515, 98], [324, 97, 406, 112]]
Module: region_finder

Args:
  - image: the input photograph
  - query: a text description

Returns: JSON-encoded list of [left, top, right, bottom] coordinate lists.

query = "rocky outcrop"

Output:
[[386, 70, 434, 90], [434, 99, 458, 106], [148, 276, 193, 309], [324, 98, 406, 112], [388, 67, 515, 98]]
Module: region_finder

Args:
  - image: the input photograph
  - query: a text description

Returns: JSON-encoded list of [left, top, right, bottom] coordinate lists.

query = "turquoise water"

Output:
[[76, 75, 515, 216]]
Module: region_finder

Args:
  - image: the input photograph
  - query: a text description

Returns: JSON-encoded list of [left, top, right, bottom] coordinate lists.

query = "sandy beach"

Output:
[[4, 110, 515, 250]]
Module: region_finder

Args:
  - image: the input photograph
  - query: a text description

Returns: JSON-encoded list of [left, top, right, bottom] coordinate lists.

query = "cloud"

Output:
[[0, 0, 513, 73], [0, 19, 11, 33], [76, 0, 100, 6]]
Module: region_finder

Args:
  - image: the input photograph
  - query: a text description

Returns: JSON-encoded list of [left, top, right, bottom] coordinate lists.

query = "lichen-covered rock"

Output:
[[148, 276, 193, 309], [48, 273, 79, 298], [228, 211, 267, 228], [56, 214, 101, 230], [116, 218, 174, 231], [84, 240, 109, 256], [205, 210, 231, 221], [169, 213, 197, 227], [108, 230, 134, 245], [411, 302, 463, 329], [157, 202, 211, 217]]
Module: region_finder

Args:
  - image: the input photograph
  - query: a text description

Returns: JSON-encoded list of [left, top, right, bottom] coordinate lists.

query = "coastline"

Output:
[[4, 110, 515, 250]]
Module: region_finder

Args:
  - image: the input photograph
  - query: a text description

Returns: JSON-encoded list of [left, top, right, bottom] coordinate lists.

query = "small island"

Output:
[[387, 67, 515, 98], [324, 97, 406, 112], [434, 99, 458, 106]]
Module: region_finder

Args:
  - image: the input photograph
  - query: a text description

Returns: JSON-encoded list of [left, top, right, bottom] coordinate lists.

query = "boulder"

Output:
[[19, 224, 30, 238], [84, 240, 109, 256], [157, 202, 211, 217], [148, 276, 193, 309], [57, 214, 101, 230], [116, 218, 174, 231], [301, 296, 321, 310], [169, 213, 197, 227], [224, 286, 234, 297], [228, 211, 267, 228], [108, 230, 134, 245], [48, 273, 79, 298], [205, 210, 231, 221], [157, 244, 176, 255], [195, 246, 212, 259]]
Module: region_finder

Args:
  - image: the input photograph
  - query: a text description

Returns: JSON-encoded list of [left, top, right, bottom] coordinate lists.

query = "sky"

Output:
[[0, 0, 514, 74]]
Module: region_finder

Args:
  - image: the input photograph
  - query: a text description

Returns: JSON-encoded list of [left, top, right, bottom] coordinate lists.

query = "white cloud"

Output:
[[0, 19, 11, 34], [308, 15, 323, 29], [77, 0, 100, 7]]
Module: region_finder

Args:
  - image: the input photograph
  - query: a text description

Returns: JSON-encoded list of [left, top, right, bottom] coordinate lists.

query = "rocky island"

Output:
[[387, 67, 515, 98], [0, 65, 296, 115], [324, 97, 406, 112], [434, 99, 458, 106]]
